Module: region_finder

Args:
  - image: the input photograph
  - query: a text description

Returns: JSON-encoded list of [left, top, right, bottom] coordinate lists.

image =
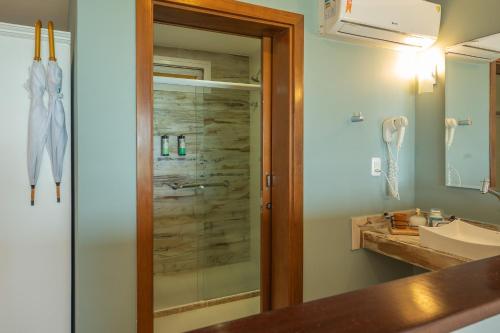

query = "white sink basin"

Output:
[[419, 220, 500, 260]]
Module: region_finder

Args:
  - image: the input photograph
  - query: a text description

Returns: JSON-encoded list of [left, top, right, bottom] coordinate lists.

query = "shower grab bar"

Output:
[[167, 180, 230, 190]]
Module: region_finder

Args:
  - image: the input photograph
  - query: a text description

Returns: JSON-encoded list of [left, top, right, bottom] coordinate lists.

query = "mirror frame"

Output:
[[490, 60, 500, 187]]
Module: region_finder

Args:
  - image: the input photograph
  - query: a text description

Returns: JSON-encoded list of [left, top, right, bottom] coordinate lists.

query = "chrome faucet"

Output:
[[431, 215, 457, 227], [480, 179, 500, 201], [432, 219, 452, 227]]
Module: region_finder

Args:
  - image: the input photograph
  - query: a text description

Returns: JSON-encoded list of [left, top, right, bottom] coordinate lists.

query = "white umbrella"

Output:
[[27, 20, 49, 206], [46, 21, 68, 203]]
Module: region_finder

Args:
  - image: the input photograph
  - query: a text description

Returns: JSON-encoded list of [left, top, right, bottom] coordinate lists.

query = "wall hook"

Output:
[[351, 112, 364, 123], [458, 118, 472, 126]]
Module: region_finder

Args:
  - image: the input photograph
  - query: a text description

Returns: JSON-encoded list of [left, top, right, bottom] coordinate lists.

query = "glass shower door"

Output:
[[195, 86, 261, 301], [153, 82, 262, 310], [153, 84, 204, 310]]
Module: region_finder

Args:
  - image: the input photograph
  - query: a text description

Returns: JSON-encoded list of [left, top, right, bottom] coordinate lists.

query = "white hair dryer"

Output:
[[445, 118, 458, 150], [383, 116, 408, 149], [382, 116, 408, 200]]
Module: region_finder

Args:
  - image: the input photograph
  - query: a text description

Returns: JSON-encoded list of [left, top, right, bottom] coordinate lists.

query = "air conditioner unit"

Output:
[[319, 0, 441, 50], [446, 33, 500, 62]]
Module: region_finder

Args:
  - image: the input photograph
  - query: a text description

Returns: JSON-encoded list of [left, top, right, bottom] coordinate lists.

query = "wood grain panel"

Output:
[[137, 0, 154, 331], [260, 36, 272, 312], [269, 18, 304, 308], [362, 231, 469, 271], [153, 85, 252, 274], [290, 17, 304, 306], [153, 0, 300, 37], [191, 256, 500, 333], [154, 0, 303, 25], [271, 29, 293, 309], [490, 61, 497, 187]]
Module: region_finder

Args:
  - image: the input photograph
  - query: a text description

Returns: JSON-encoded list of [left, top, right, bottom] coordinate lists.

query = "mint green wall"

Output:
[[415, 0, 500, 222], [242, 0, 416, 301], [70, 0, 137, 332]]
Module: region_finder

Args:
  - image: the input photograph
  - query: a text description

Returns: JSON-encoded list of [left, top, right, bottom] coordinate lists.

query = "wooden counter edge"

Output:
[[191, 256, 500, 333], [362, 230, 470, 271]]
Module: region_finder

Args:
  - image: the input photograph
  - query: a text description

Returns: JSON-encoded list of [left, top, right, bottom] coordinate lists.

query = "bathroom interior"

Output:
[[1, 0, 500, 333], [152, 24, 262, 317], [149, 12, 500, 329], [140, 1, 500, 330]]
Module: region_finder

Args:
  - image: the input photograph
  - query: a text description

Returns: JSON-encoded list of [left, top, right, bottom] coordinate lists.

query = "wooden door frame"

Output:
[[136, 1, 304, 332], [490, 60, 499, 187]]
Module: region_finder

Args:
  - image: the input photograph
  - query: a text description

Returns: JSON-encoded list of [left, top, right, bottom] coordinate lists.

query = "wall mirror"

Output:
[[445, 33, 500, 189]]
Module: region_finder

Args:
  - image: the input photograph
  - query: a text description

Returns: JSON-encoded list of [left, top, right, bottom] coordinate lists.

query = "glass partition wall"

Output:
[[152, 24, 262, 321]]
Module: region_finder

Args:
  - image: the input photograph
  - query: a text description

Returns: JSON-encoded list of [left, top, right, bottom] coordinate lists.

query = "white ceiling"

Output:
[[0, 0, 69, 31], [154, 24, 261, 57]]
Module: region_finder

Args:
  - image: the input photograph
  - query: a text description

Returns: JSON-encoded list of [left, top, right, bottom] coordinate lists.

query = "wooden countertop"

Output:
[[362, 231, 471, 271], [352, 211, 492, 271], [191, 255, 500, 333]]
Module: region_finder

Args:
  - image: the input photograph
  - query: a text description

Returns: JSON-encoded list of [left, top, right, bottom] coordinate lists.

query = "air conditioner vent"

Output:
[[319, 0, 441, 50]]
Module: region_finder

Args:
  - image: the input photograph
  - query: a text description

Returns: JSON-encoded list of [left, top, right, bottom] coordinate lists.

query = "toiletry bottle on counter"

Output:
[[178, 135, 186, 156], [161, 135, 169, 157], [409, 208, 427, 227], [428, 209, 443, 227]]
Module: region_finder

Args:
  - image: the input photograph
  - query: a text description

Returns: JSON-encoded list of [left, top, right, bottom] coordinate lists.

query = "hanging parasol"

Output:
[[27, 20, 49, 206], [46, 21, 68, 203]]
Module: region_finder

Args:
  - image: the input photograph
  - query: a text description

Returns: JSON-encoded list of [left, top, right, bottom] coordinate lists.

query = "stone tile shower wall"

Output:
[[153, 47, 251, 275]]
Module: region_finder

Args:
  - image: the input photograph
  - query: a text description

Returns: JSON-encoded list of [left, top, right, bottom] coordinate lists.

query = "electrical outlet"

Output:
[[371, 157, 381, 176]]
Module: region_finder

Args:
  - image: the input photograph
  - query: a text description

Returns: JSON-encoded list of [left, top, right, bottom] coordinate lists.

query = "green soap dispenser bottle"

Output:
[[178, 135, 186, 156], [161, 135, 169, 156]]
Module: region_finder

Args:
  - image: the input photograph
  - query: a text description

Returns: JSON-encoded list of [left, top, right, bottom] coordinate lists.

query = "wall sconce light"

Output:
[[396, 47, 444, 93], [417, 63, 437, 94], [417, 47, 444, 94]]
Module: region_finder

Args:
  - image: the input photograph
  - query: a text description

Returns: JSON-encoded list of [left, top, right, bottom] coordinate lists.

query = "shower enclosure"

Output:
[[137, 4, 304, 329], [152, 33, 262, 313]]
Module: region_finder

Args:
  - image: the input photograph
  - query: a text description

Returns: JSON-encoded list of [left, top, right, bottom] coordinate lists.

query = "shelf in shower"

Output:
[[156, 156, 196, 162], [154, 76, 262, 91]]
